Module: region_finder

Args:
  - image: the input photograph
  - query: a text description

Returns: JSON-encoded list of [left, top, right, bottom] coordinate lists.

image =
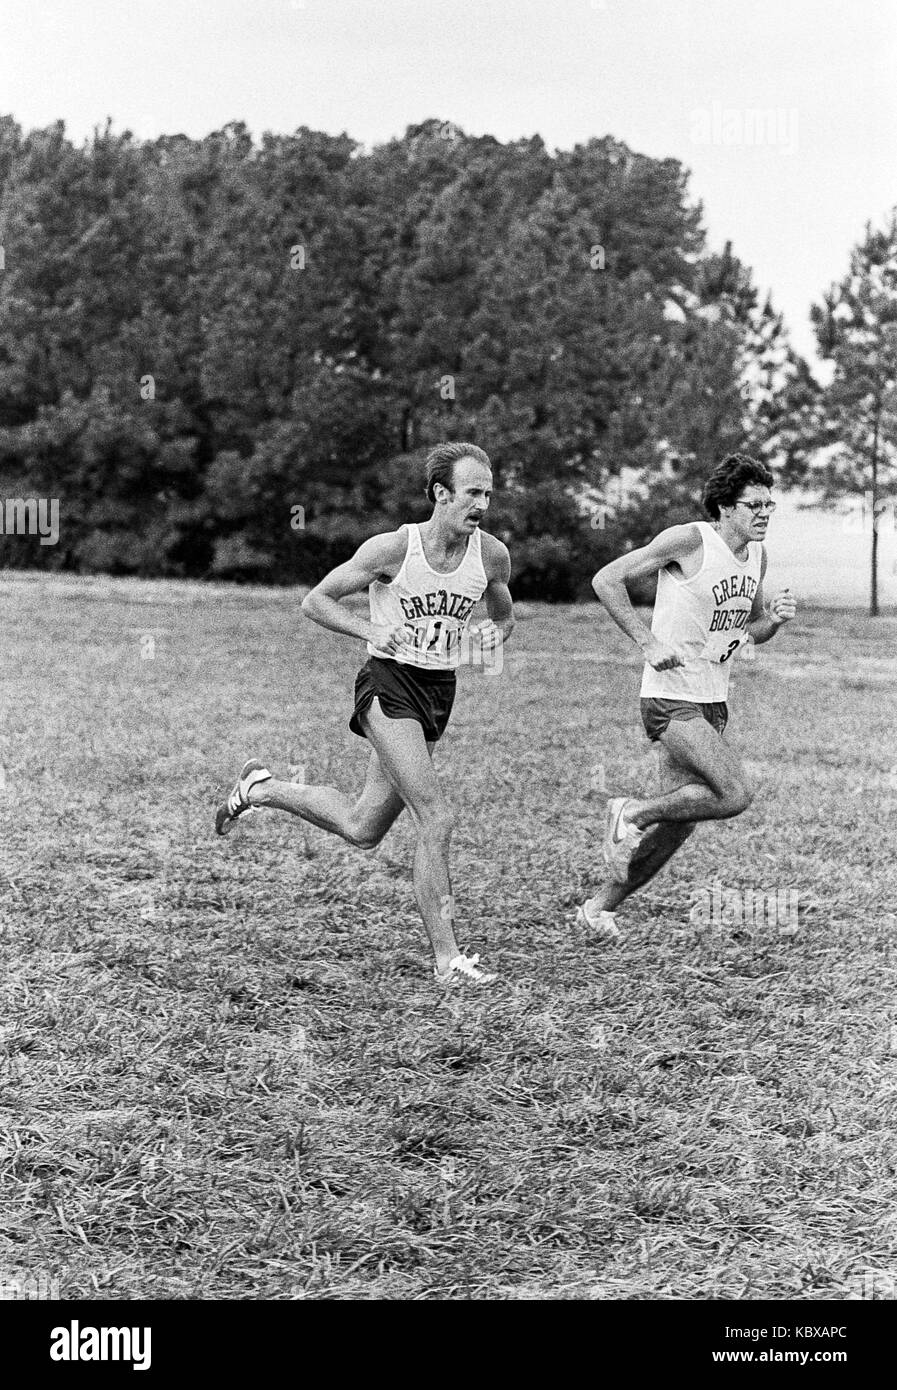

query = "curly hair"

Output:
[[702, 453, 774, 520], [425, 442, 491, 504]]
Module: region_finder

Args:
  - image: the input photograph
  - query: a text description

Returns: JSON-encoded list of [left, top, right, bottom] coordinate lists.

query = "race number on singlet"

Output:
[[700, 627, 749, 664], [405, 618, 460, 660]]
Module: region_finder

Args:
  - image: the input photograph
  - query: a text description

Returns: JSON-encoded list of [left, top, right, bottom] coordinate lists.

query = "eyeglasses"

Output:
[[736, 499, 777, 514]]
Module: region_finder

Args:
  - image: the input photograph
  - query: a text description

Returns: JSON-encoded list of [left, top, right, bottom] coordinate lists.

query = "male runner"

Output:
[[216, 442, 514, 986], [577, 453, 796, 938]]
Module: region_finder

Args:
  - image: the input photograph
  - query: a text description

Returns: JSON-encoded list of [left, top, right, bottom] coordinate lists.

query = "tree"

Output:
[[0, 115, 811, 594], [808, 212, 897, 615]]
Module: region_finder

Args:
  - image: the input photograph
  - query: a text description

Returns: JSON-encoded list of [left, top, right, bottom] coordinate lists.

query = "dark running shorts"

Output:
[[350, 657, 457, 744], [640, 697, 728, 743]]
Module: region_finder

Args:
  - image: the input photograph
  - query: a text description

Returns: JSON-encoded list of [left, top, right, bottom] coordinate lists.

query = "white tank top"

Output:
[[640, 521, 762, 702], [367, 523, 488, 670]]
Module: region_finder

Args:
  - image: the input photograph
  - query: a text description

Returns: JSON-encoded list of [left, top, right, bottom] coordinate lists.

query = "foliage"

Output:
[[0, 117, 811, 593], [793, 212, 897, 613]]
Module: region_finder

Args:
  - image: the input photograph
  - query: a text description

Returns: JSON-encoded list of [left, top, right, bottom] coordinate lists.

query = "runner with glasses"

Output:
[[575, 453, 796, 940]]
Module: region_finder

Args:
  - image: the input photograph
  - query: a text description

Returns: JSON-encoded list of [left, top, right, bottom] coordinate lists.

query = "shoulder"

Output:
[[356, 526, 410, 579], [478, 528, 511, 581], [649, 522, 705, 558]]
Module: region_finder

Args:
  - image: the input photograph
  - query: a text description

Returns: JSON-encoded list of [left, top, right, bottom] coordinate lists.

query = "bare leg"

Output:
[[590, 745, 697, 912], [588, 717, 752, 914], [245, 701, 463, 972], [354, 699, 460, 973], [626, 717, 753, 829], [248, 746, 410, 849]]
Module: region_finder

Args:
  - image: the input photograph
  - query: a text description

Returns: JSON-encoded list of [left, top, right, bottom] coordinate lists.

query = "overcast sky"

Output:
[[3, 0, 895, 367]]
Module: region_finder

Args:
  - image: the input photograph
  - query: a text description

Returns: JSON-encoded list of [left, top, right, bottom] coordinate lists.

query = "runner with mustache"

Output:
[[216, 442, 514, 987], [577, 454, 796, 939]]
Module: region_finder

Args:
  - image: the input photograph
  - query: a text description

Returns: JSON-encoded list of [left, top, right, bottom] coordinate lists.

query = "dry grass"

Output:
[[1, 575, 896, 1300]]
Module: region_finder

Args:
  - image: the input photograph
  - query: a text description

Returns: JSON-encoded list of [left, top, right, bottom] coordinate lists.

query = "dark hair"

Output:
[[425, 442, 491, 504], [703, 453, 774, 520]]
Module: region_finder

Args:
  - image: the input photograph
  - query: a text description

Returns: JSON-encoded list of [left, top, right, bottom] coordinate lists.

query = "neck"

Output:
[[424, 514, 466, 554], [714, 518, 749, 559]]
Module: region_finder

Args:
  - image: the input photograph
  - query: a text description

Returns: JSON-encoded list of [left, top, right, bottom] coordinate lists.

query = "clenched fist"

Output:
[[644, 638, 686, 671], [469, 619, 502, 651], [371, 622, 413, 655], [768, 588, 796, 626]]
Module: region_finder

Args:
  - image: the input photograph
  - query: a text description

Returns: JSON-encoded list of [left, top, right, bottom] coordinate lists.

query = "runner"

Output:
[[216, 442, 514, 986], [577, 453, 796, 938]]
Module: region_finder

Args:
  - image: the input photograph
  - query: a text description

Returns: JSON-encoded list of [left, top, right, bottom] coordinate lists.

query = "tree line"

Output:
[[0, 114, 892, 601]]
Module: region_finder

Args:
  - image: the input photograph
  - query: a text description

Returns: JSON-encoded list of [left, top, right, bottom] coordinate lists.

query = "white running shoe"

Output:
[[603, 796, 645, 883], [434, 952, 497, 988], [575, 900, 621, 940], [215, 758, 272, 836]]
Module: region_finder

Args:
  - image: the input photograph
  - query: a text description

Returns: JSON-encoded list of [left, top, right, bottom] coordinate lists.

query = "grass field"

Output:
[[1, 573, 896, 1301]]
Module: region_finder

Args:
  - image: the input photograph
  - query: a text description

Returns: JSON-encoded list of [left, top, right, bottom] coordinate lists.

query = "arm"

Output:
[[592, 524, 704, 669], [301, 531, 410, 651], [747, 550, 796, 644], [477, 537, 515, 646]]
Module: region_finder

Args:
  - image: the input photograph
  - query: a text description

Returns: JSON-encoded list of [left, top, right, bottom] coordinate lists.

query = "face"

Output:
[[438, 457, 493, 531], [726, 484, 776, 542]]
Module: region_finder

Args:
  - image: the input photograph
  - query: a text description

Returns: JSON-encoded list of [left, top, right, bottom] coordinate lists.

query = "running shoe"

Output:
[[215, 758, 272, 836], [433, 952, 497, 988], [575, 899, 621, 940], [603, 796, 644, 883]]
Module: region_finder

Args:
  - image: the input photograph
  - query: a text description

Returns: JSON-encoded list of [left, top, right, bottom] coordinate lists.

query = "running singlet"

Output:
[[640, 521, 763, 702], [367, 523, 488, 670]]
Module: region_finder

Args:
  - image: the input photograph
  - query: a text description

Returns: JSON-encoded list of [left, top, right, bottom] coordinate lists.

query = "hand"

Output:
[[644, 638, 686, 671], [370, 622, 413, 655], [768, 588, 796, 626], [469, 619, 502, 651]]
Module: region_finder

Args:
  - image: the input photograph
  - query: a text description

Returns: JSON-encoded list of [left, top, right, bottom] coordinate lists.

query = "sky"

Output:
[[1, 0, 895, 369], [765, 491, 897, 607]]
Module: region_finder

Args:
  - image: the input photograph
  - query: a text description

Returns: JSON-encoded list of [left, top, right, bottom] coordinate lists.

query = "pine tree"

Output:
[[809, 212, 897, 615]]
